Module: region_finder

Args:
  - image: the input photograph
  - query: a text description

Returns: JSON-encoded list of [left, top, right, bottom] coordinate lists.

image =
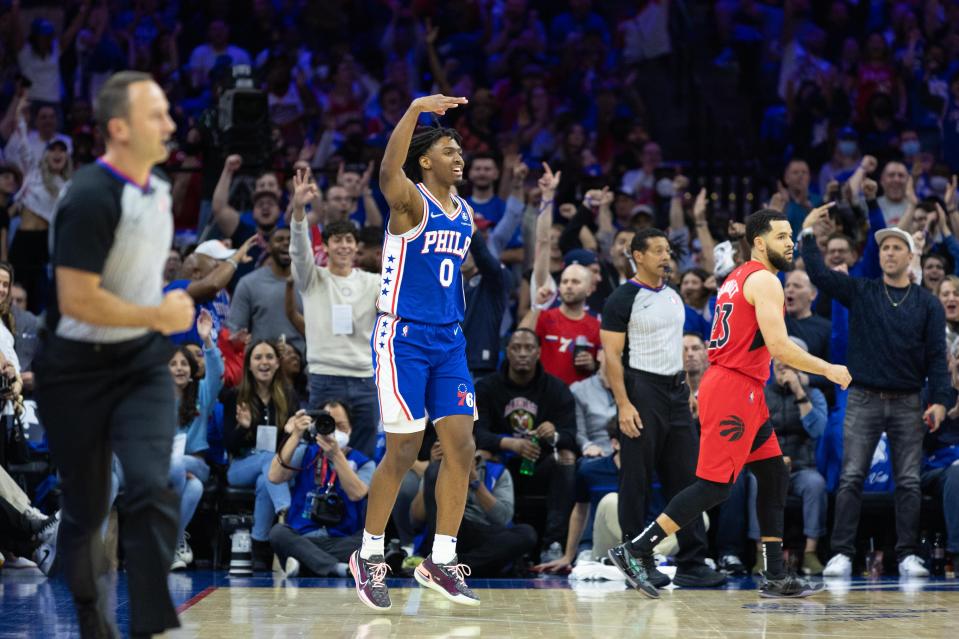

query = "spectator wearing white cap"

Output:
[[163, 237, 256, 345], [801, 214, 951, 579]]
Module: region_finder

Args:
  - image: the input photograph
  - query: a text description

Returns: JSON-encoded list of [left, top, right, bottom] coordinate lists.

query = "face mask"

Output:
[[901, 140, 920, 157], [838, 140, 857, 156], [334, 429, 350, 449]]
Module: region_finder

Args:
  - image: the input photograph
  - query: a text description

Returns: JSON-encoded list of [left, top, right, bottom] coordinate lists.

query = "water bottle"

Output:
[[932, 533, 946, 577], [573, 336, 591, 373], [301, 490, 316, 521], [519, 436, 539, 476]]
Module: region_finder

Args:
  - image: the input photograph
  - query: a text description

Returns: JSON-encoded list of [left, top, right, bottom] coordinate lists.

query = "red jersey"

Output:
[[535, 307, 601, 386], [707, 261, 775, 382]]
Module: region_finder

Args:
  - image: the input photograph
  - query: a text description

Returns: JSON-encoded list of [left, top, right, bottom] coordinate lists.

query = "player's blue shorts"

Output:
[[371, 313, 477, 433]]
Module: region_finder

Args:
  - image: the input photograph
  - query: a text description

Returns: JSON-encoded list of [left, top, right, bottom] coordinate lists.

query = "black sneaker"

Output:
[[607, 544, 659, 599], [673, 563, 728, 587], [758, 571, 826, 598], [718, 554, 748, 577], [639, 554, 671, 588]]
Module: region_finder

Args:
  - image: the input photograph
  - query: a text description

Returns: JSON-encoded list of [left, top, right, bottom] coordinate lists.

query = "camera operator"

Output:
[[267, 401, 374, 577]]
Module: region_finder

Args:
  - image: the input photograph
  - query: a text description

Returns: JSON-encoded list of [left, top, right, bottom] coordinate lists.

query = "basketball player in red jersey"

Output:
[[608, 207, 851, 598]]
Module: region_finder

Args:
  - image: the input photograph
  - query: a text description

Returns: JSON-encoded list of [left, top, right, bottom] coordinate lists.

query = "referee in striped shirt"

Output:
[[600, 228, 725, 588], [34, 72, 194, 638]]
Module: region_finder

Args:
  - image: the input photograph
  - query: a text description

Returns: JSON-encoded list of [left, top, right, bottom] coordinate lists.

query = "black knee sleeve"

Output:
[[663, 478, 733, 529], [750, 456, 789, 538]]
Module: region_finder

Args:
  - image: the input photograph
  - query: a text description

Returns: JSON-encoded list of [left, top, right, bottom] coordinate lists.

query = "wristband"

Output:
[[794, 396, 810, 405], [469, 480, 481, 490]]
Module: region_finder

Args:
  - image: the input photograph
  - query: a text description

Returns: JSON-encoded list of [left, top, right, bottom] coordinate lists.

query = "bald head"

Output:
[[784, 269, 816, 318], [559, 264, 594, 309]]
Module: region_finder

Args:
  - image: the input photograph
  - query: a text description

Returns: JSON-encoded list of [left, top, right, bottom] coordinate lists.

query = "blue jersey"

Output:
[[377, 183, 474, 324]]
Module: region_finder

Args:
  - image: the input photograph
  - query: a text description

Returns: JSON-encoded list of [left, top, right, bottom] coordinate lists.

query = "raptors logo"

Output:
[[719, 415, 745, 442], [456, 383, 474, 408]]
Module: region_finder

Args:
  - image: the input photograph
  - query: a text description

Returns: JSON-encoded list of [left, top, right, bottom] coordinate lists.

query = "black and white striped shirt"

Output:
[[48, 159, 173, 343], [601, 279, 686, 376]]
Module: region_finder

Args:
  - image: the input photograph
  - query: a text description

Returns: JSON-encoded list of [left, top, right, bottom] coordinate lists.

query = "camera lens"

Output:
[[305, 409, 336, 436]]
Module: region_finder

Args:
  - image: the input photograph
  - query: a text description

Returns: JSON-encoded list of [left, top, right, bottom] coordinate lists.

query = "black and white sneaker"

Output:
[[718, 554, 748, 577], [607, 544, 659, 599], [758, 571, 826, 598]]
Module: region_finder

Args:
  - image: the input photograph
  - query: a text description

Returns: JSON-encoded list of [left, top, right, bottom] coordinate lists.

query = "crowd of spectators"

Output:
[[1, 0, 958, 581]]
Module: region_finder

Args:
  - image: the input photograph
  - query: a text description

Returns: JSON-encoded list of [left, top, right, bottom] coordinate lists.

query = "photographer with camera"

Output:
[[267, 401, 374, 577]]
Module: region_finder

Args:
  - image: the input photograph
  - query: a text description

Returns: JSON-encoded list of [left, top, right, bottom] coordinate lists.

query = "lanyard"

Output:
[[311, 454, 337, 490]]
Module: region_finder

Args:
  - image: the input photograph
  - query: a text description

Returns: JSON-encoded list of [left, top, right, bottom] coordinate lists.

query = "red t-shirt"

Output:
[[535, 308, 601, 385]]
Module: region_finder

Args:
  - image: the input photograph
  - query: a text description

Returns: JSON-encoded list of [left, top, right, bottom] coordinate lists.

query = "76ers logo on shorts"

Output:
[[456, 383, 474, 408]]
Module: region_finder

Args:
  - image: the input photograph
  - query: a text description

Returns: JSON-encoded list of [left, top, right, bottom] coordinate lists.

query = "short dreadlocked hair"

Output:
[[403, 126, 462, 182]]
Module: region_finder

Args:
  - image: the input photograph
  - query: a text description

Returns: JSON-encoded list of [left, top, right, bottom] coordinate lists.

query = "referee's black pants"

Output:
[[618, 369, 709, 569], [34, 334, 180, 637]]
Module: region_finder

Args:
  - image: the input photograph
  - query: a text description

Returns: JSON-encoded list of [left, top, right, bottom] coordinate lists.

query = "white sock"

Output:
[[334, 562, 349, 577], [432, 534, 457, 565], [361, 530, 385, 560]]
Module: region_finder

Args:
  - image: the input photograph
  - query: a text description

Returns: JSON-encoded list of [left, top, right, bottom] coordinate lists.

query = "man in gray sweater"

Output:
[[288, 168, 381, 456]]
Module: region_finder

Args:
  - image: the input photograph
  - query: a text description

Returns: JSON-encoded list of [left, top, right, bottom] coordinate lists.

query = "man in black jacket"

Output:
[[801, 213, 950, 579], [462, 231, 514, 381], [475, 328, 577, 558]]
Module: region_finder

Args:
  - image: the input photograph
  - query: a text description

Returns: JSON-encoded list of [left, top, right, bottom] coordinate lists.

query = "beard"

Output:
[[767, 247, 794, 272]]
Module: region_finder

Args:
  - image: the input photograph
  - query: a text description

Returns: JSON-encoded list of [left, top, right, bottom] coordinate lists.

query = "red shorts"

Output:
[[696, 366, 783, 483]]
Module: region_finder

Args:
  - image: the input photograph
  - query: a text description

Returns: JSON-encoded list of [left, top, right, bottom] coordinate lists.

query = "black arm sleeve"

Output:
[[469, 230, 502, 280], [52, 173, 122, 274]]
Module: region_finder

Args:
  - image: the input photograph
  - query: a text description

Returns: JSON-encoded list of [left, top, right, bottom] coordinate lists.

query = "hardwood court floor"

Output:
[[2, 571, 957, 638]]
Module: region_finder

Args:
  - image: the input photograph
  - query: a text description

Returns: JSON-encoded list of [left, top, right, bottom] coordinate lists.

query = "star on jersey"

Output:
[[383, 277, 392, 285], [385, 266, 394, 274], [381, 288, 388, 296], [387, 255, 395, 263]]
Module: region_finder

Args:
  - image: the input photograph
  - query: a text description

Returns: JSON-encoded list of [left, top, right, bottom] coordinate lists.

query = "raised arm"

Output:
[[212, 155, 242, 237], [357, 161, 383, 228], [380, 95, 467, 232], [186, 236, 254, 302], [692, 188, 715, 275], [745, 270, 850, 387], [799, 205, 858, 306], [531, 163, 561, 293], [289, 167, 325, 291]]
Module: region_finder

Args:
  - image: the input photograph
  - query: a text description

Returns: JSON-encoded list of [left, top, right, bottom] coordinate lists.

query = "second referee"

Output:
[[600, 229, 725, 588]]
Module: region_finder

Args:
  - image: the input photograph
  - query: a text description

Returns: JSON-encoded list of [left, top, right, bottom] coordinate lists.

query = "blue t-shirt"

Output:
[[288, 445, 374, 537], [163, 279, 231, 345]]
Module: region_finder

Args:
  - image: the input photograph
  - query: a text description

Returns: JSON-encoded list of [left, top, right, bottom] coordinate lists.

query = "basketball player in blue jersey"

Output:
[[350, 94, 482, 610]]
